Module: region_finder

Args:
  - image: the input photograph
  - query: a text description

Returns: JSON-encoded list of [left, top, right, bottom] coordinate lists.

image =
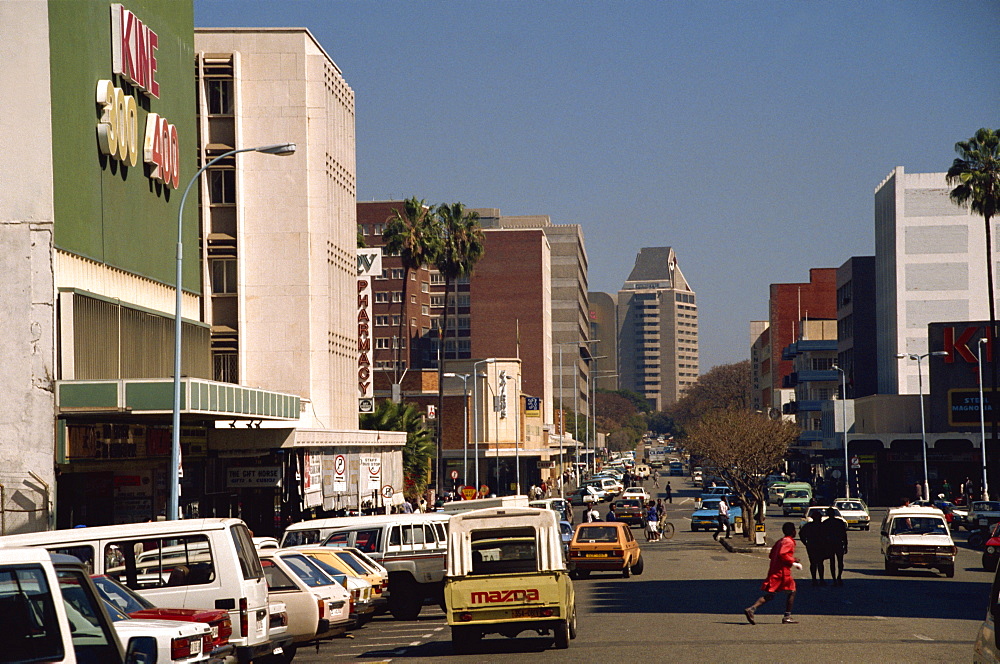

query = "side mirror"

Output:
[[125, 635, 157, 664]]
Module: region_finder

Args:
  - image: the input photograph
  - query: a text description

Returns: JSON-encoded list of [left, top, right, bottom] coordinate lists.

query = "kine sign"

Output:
[[97, 4, 180, 189]]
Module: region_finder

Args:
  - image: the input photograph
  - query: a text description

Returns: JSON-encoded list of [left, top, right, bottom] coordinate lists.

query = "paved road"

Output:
[[296, 474, 992, 663]]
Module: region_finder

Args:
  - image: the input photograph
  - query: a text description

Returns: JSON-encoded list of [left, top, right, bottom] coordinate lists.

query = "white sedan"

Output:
[[833, 498, 872, 531], [103, 602, 212, 663], [621, 487, 650, 503]]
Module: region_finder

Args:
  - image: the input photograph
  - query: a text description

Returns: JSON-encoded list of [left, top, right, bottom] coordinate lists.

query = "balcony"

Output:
[[782, 400, 823, 415], [796, 369, 840, 382]]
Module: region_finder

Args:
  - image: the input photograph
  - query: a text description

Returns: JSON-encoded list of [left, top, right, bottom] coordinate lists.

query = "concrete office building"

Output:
[[476, 211, 590, 421], [617, 247, 699, 410], [588, 292, 619, 392], [875, 167, 995, 395], [193, 29, 404, 524], [836, 256, 878, 399]]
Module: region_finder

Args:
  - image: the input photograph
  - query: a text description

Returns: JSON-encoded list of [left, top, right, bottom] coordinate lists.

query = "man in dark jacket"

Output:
[[822, 508, 849, 586], [798, 511, 829, 586]]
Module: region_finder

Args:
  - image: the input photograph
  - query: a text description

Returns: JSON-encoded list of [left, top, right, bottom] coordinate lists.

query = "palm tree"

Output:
[[432, 203, 485, 494], [947, 127, 1000, 491], [360, 399, 435, 500], [383, 197, 440, 384]]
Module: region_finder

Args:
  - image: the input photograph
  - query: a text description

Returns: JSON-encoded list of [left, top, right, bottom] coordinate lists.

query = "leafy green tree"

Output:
[[947, 128, 1000, 480], [383, 197, 441, 384], [357, 225, 366, 248], [432, 203, 485, 493], [360, 399, 435, 500]]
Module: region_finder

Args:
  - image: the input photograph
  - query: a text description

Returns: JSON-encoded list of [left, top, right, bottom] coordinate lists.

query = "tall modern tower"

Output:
[[617, 247, 699, 410]]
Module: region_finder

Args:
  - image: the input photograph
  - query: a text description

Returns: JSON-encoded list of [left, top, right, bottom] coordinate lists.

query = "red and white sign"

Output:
[[332, 454, 347, 492], [361, 455, 381, 492], [111, 4, 160, 98], [461, 486, 478, 500], [450, 470, 459, 480], [357, 249, 382, 413]]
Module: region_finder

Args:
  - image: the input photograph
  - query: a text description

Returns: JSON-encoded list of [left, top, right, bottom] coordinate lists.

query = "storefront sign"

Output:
[[525, 396, 540, 417], [227, 466, 281, 488], [111, 4, 160, 98], [357, 249, 382, 413], [948, 388, 998, 426]]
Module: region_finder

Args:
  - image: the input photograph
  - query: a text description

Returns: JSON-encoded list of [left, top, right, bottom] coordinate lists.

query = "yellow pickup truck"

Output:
[[445, 506, 577, 653]]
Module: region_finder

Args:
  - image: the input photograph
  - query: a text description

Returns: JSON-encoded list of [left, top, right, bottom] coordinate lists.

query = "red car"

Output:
[[92, 574, 234, 660]]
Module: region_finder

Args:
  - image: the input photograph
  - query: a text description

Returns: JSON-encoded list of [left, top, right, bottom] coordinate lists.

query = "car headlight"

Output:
[[987, 546, 995, 554]]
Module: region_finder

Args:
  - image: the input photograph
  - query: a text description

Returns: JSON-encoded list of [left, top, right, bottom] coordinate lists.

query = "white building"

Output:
[[875, 167, 995, 395]]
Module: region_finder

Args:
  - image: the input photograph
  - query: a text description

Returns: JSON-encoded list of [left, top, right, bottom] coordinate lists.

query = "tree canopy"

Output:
[[360, 399, 435, 499]]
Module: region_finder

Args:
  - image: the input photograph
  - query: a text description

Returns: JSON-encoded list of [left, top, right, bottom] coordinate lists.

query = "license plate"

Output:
[[191, 638, 202, 656], [211, 625, 219, 639], [257, 617, 266, 637], [846, 519, 857, 524], [585, 553, 607, 558], [512, 608, 543, 618]]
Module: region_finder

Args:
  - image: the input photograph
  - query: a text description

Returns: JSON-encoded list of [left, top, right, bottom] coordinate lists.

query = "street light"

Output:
[[832, 363, 850, 498], [896, 350, 948, 502], [471, 358, 496, 494], [169, 142, 295, 521], [443, 372, 471, 488], [979, 338, 990, 501]]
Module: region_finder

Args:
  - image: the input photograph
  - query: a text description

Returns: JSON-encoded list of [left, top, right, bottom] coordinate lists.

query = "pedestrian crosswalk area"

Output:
[[330, 608, 448, 660]]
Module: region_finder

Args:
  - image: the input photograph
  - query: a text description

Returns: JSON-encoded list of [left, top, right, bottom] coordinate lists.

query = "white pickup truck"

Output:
[[3, 546, 151, 663]]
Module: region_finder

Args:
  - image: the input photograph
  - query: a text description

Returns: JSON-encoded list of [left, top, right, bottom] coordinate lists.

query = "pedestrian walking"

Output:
[[744, 522, 802, 624], [606, 504, 618, 522], [942, 479, 952, 502], [585, 504, 600, 523], [646, 501, 660, 542], [666, 482, 673, 504], [822, 508, 849, 585], [798, 511, 829, 586], [713, 496, 731, 540]]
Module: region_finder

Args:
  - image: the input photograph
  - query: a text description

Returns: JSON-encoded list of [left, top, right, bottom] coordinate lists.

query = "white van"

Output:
[[0, 518, 286, 663], [283, 513, 450, 620]]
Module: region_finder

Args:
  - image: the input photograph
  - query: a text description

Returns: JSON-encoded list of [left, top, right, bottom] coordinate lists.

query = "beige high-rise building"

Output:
[[617, 247, 699, 410]]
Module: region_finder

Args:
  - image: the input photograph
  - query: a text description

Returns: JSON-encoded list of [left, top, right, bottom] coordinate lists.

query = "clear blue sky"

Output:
[[195, 0, 999, 371]]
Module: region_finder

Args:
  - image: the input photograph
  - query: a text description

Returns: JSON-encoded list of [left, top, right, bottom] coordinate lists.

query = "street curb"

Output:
[[720, 537, 769, 554]]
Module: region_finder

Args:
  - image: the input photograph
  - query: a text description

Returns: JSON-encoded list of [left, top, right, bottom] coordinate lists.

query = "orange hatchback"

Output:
[[568, 522, 643, 579]]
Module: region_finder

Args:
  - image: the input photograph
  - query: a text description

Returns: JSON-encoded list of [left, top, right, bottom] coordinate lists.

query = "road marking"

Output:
[[410, 641, 421, 646], [913, 634, 934, 641], [433, 626, 444, 631]]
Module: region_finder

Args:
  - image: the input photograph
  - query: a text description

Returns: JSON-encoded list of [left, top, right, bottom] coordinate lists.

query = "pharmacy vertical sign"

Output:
[[357, 248, 382, 414]]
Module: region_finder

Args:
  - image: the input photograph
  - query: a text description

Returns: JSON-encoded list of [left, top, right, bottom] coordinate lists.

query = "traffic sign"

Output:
[[479, 484, 490, 497], [450, 470, 459, 480], [461, 485, 478, 500], [381, 485, 393, 499]]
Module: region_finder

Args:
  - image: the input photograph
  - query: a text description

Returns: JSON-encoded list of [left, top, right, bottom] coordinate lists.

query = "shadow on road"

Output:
[[578, 576, 990, 621], [355, 636, 557, 659]]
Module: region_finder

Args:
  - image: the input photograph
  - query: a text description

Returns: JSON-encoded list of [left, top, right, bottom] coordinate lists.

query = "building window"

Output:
[[812, 358, 834, 371], [375, 269, 388, 280], [213, 351, 238, 383], [411, 272, 417, 281], [374, 315, 390, 326], [430, 272, 445, 285], [373, 223, 385, 235], [206, 79, 233, 115], [211, 258, 237, 294], [421, 282, 429, 293], [410, 295, 416, 304], [391, 268, 404, 280], [392, 292, 403, 303], [208, 169, 235, 204], [421, 305, 429, 316], [391, 315, 401, 326], [458, 339, 471, 352], [375, 292, 389, 303], [430, 295, 445, 307]]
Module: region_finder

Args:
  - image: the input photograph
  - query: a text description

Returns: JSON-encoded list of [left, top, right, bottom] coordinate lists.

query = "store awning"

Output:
[[56, 378, 301, 422]]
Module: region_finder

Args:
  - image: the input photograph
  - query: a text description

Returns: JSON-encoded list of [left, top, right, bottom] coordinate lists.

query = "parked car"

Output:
[[965, 501, 1000, 532], [91, 574, 234, 661], [982, 523, 1000, 571], [582, 478, 620, 501], [781, 482, 814, 516], [295, 547, 388, 614], [621, 487, 650, 503], [529, 498, 575, 525], [568, 522, 643, 579], [767, 481, 788, 506], [101, 597, 214, 664], [800, 506, 833, 529], [880, 506, 956, 577], [974, 525, 1000, 661], [832, 498, 871, 530], [569, 485, 603, 505]]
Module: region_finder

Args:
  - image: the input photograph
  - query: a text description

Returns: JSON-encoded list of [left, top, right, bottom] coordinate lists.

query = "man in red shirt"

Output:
[[744, 522, 802, 624]]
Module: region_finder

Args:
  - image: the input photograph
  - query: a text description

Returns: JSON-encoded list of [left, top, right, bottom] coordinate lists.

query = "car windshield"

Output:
[[891, 517, 948, 536], [785, 490, 809, 499], [91, 575, 155, 614], [701, 501, 719, 511], [836, 502, 863, 511], [974, 502, 1000, 511]]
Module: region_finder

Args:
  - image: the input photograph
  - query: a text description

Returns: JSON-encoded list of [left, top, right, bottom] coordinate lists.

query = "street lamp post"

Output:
[[169, 142, 295, 521], [471, 358, 496, 494], [979, 338, 990, 501], [443, 373, 470, 487], [832, 364, 850, 498], [897, 350, 948, 503]]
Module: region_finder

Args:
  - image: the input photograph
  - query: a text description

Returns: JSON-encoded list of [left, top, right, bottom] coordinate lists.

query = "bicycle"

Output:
[[658, 518, 675, 540]]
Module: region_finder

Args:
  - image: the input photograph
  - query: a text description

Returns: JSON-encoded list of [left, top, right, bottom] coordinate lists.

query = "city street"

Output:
[[296, 473, 993, 663]]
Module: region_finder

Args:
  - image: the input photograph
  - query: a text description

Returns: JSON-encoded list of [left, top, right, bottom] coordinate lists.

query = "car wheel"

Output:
[[622, 564, 631, 579], [389, 578, 423, 620], [569, 608, 578, 640], [943, 565, 955, 578], [884, 558, 898, 574], [632, 554, 644, 576], [691, 525, 698, 532], [553, 619, 570, 649], [970, 532, 987, 548]]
